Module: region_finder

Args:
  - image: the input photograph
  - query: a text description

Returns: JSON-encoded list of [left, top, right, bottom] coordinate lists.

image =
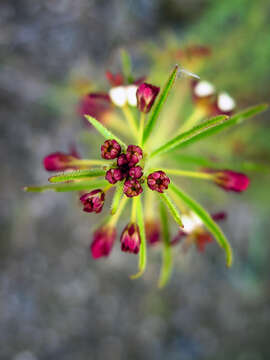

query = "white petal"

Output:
[[109, 86, 127, 107], [126, 85, 138, 107], [217, 92, 236, 112], [194, 80, 215, 98]]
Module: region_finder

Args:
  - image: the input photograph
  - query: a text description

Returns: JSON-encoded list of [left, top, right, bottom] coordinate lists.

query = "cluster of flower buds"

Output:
[[101, 140, 144, 197], [191, 79, 236, 116]]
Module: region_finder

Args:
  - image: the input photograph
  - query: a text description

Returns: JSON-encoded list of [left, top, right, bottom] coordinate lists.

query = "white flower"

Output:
[[217, 92, 236, 112], [126, 85, 138, 107], [194, 80, 215, 98], [109, 86, 127, 107]]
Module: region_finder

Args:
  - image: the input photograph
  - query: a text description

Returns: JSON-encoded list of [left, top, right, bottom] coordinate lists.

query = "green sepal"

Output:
[[130, 197, 147, 279], [150, 115, 228, 158], [143, 65, 179, 144], [158, 201, 173, 288], [85, 115, 127, 149], [49, 169, 106, 183], [169, 182, 233, 267], [24, 180, 108, 193]]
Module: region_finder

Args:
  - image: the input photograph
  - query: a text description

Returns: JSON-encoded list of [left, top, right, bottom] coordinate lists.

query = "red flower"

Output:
[[91, 226, 116, 259], [136, 83, 160, 113], [147, 171, 170, 193], [123, 179, 143, 198], [106, 71, 124, 87], [211, 170, 250, 192], [79, 92, 111, 124], [120, 223, 140, 254], [145, 220, 160, 245], [43, 150, 80, 172], [80, 189, 105, 213], [101, 139, 121, 160]]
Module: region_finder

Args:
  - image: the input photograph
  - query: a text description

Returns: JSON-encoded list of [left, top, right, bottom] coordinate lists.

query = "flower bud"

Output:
[[80, 189, 105, 213], [117, 153, 129, 167], [79, 92, 111, 125], [214, 92, 236, 116], [129, 166, 143, 179], [147, 171, 170, 193], [145, 220, 160, 245], [120, 223, 140, 254], [101, 139, 121, 160], [123, 179, 143, 198], [43, 152, 79, 172], [136, 83, 160, 113], [212, 170, 250, 192], [106, 71, 124, 87], [126, 145, 143, 167], [105, 168, 124, 184], [91, 226, 116, 259]]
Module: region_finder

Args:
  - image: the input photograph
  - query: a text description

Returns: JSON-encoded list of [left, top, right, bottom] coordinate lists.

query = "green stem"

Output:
[[110, 182, 124, 215], [178, 107, 205, 133], [69, 159, 110, 167], [164, 168, 214, 180], [159, 192, 183, 228], [122, 105, 138, 137], [131, 196, 138, 223], [109, 196, 128, 227], [138, 113, 145, 146]]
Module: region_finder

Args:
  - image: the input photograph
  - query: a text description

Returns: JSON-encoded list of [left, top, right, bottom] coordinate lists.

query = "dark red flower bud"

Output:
[[195, 232, 213, 252], [211, 212, 227, 222], [117, 153, 129, 167], [106, 71, 124, 87], [136, 82, 160, 113], [43, 152, 80, 172], [79, 92, 111, 125], [80, 189, 105, 213], [105, 168, 124, 184], [126, 145, 143, 167], [123, 179, 143, 198], [101, 139, 121, 160], [212, 170, 250, 192], [129, 166, 143, 179], [91, 226, 116, 259], [147, 171, 170, 193], [120, 223, 140, 254], [145, 220, 160, 245]]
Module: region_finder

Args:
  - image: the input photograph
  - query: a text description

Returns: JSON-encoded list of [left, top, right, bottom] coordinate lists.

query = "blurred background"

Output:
[[1, 0, 270, 359]]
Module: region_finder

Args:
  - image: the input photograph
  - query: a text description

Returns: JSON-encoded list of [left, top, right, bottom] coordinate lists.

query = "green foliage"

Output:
[[49, 169, 106, 183], [24, 180, 108, 193]]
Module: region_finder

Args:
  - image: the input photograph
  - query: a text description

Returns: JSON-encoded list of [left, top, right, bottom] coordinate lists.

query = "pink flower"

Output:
[[129, 166, 143, 179], [43, 150, 80, 172], [120, 223, 140, 254], [147, 171, 170, 193], [211, 170, 250, 192], [123, 179, 143, 198], [91, 226, 116, 259], [136, 83, 160, 113], [101, 139, 121, 160], [80, 189, 105, 213], [125, 145, 143, 167], [105, 168, 124, 184]]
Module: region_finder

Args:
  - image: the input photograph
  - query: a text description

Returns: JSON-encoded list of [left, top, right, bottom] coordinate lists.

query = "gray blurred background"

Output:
[[1, 0, 270, 359]]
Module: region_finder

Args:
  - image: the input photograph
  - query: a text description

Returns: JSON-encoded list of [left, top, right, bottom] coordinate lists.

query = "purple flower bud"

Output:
[[129, 166, 143, 179], [117, 153, 129, 167], [79, 92, 111, 125], [105, 168, 124, 184], [101, 139, 121, 160], [136, 83, 160, 113], [80, 189, 105, 213], [123, 179, 143, 198], [120, 223, 140, 254], [91, 226, 116, 259], [43, 152, 79, 172], [211, 169, 250, 192], [126, 145, 143, 167], [147, 171, 170, 193], [145, 220, 160, 245]]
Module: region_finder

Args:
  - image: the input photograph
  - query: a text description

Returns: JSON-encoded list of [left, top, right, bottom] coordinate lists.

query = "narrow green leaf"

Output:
[[85, 115, 127, 149], [120, 49, 133, 83], [49, 169, 106, 183], [110, 182, 123, 215], [175, 103, 268, 150], [130, 197, 147, 279], [143, 65, 179, 144], [24, 180, 108, 193], [158, 201, 173, 288], [169, 182, 233, 267], [150, 115, 228, 158], [159, 192, 183, 228]]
